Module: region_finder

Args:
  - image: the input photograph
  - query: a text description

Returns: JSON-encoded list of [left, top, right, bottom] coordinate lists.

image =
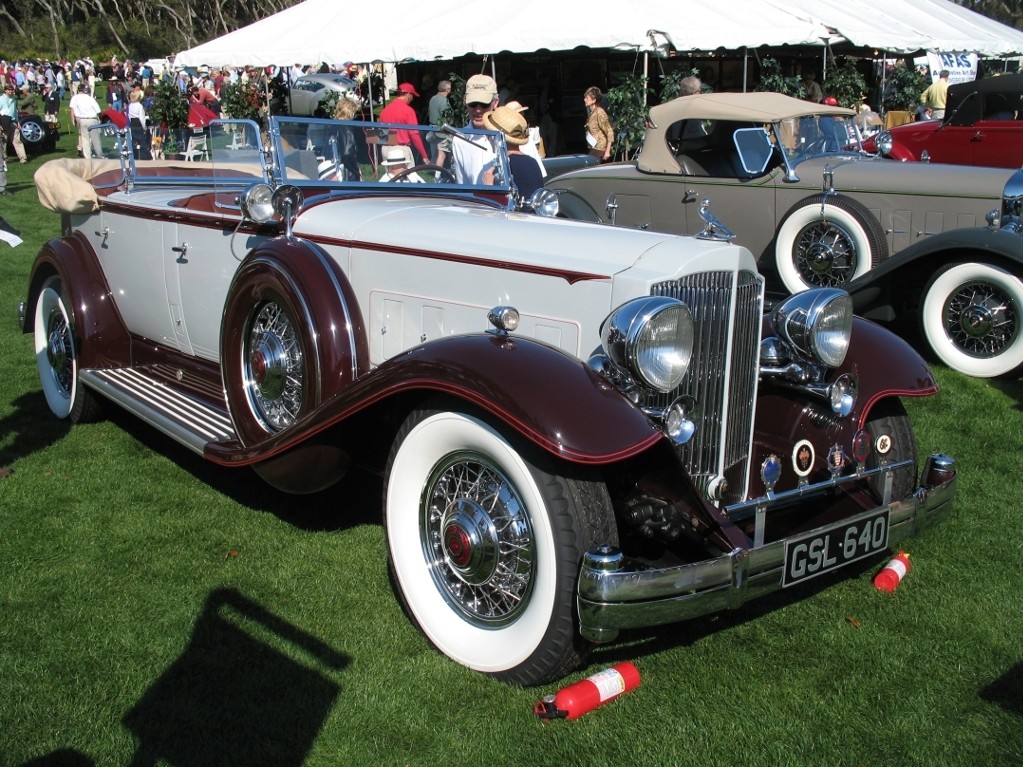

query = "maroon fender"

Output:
[[24, 232, 131, 368], [207, 333, 666, 467], [755, 315, 936, 445], [842, 317, 938, 428], [220, 236, 368, 446]]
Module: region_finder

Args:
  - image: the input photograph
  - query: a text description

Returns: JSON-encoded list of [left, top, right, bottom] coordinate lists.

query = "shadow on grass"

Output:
[[980, 660, 1023, 717], [106, 405, 384, 533], [20, 588, 349, 767], [123, 587, 348, 766], [0, 392, 72, 469]]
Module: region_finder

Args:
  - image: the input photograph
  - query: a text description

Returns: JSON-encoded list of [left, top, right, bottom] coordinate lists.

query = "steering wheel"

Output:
[[388, 164, 456, 183]]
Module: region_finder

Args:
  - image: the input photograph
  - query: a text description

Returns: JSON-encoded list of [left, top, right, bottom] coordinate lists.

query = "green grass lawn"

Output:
[[1, 113, 1021, 767]]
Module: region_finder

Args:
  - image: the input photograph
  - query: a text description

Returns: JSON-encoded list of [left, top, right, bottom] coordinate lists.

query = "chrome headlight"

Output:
[[771, 288, 853, 368], [240, 183, 275, 222], [528, 188, 559, 217], [875, 130, 893, 156], [600, 296, 694, 392], [1002, 169, 1023, 221]]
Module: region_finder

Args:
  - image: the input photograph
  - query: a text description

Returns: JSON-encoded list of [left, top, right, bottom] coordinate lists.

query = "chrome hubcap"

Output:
[[795, 222, 856, 287], [944, 280, 1018, 359], [244, 301, 303, 431], [423, 455, 534, 627], [46, 310, 73, 395]]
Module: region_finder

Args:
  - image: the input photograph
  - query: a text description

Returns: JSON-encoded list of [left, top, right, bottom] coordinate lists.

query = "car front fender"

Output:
[[208, 333, 665, 469]]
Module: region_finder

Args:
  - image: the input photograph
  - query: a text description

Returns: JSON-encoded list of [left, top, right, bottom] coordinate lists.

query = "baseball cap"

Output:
[[464, 74, 497, 105], [396, 82, 419, 97]]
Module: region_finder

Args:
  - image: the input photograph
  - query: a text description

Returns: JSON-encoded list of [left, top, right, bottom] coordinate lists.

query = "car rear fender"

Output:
[[22, 231, 131, 368]]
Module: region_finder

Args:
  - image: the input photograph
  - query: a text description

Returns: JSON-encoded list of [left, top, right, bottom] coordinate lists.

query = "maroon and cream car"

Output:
[[22, 116, 957, 684]]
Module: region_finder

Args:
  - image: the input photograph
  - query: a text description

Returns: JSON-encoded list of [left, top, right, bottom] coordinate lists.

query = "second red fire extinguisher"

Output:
[[534, 662, 641, 720]]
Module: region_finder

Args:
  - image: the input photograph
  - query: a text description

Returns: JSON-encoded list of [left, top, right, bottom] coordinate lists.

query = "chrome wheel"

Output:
[[941, 280, 1017, 358], [244, 300, 303, 431], [922, 262, 1023, 378], [793, 221, 859, 288], [423, 453, 535, 628]]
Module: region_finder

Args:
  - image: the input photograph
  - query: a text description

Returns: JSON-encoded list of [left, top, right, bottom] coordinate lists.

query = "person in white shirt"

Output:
[[69, 83, 103, 158], [451, 74, 499, 185]]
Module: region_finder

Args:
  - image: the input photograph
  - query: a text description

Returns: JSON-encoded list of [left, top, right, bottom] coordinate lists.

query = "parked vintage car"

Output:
[[863, 73, 1023, 168], [839, 221, 1023, 378], [23, 116, 957, 685], [10, 111, 59, 156], [289, 72, 360, 116], [548, 92, 1023, 295]]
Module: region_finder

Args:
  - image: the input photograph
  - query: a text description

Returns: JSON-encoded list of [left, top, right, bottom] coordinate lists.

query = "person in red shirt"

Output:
[[378, 82, 427, 164]]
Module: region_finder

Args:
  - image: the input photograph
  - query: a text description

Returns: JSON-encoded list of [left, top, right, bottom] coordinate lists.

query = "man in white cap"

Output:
[[452, 74, 499, 185], [378, 146, 423, 182]]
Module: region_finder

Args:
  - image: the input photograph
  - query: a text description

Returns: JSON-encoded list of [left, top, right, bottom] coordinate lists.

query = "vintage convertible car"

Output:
[[548, 92, 1023, 296], [9, 110, 59, 156], [22, 116, 957, 685], [840, 221, 1023, 378], [863, 74, 1023, 168]]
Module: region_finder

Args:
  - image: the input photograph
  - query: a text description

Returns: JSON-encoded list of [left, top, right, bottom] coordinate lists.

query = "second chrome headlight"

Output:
[[600, 296, 694, 392], [771, 288, 853, 368]]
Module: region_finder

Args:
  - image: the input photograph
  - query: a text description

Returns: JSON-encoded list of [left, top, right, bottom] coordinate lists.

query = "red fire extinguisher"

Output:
[[874, 551, 911, 592], [534, 662, 641, 720]]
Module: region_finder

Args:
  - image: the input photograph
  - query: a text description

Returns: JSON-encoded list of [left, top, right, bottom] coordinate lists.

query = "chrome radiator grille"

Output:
[[650, 270, 763, 505]]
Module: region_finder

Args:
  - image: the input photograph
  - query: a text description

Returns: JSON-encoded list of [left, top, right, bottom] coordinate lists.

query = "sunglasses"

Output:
[[467, 102, 489, 109]]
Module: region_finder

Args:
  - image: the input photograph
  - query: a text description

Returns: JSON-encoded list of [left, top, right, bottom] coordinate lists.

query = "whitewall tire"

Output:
[[384, 404, 615, 685], [921, 262, 1023, 378]]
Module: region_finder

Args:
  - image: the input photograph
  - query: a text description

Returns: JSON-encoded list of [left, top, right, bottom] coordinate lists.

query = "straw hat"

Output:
[[482, 105, 529, 145]]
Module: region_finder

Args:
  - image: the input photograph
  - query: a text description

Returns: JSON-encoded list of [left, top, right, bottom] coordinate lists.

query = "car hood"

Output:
[[796, 155, 1015, 201], [295, 196, 755, 279]]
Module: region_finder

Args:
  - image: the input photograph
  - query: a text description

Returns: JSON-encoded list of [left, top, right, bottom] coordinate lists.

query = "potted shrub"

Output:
[[148, 80, 190, 156]]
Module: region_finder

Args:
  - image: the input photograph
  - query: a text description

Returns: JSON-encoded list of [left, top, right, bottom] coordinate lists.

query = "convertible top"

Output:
[[649, 92, 853, 126], [946, 73, 1023, 112], [640, 92, 853, 174]]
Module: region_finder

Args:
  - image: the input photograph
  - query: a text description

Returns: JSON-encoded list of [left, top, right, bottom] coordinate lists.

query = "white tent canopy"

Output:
[[776, 0, 1023, 56], [174, 0, 827, 68], [174, 0, 1023, 69]]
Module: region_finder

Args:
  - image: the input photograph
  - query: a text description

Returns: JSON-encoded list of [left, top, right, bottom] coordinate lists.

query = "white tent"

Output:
[[173, 0, 1023, 68], [173, 0, 829, 68], [776, 0, 1023, 56]]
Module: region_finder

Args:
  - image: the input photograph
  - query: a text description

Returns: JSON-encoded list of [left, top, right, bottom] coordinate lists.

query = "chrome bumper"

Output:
[[577, 453, 957, 642]]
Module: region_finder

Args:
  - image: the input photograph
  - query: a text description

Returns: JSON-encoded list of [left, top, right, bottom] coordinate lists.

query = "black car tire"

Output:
[[863, 399, 917, 502], [384, 400, 617, 686], [19, 114, 55, 154], [33, 275, 102, 423], [775, 195, 888, 294], [920, 261, 1023, 378]]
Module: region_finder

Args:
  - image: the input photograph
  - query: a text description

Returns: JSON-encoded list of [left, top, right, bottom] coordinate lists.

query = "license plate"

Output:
[[782, 508, 890, 587]]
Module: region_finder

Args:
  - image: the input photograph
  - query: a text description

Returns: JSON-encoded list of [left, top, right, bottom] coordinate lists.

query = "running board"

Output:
[[80, 368, 236, 455]]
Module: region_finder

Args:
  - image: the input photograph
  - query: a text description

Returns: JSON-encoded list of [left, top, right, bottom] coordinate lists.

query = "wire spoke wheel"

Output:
[[423, 453, 535, 628], [244, 300, 304, 431]]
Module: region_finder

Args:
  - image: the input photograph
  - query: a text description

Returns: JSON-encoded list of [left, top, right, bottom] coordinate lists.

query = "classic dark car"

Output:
[[10, 111, 59, 156], [23, 115, 956, 685], [841, 221, 1023, 378], [863, 73, 1023, 168], [548, 92, 1023, 296]]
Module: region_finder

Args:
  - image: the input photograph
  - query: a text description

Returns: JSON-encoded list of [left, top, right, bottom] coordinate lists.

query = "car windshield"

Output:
[[270, 117, 512, 190], [774, 114, 862, 164], [94, 116, 514, 196]]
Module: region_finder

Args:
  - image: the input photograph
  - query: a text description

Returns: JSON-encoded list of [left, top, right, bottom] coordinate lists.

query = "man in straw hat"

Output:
[[483, 105, 543, 197]]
